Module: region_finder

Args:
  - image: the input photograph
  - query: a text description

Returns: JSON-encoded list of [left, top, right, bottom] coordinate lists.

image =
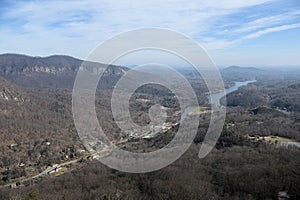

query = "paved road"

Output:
[[0, 157, 82, 189], [0, 146, 112, 189]]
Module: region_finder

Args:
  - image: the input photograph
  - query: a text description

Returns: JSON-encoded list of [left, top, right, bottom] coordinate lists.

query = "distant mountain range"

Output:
[[0, 53, 269, 88], [0, 53, 127, 89], [222, 65, 264, 81], [223, 65, 263, 72]]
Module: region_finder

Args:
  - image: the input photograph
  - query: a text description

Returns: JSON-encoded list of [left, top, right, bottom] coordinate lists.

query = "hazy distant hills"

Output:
[[0, 54, 268, 88], [223, 65, 263, 72], [222, 65, 264, 81], [0, 53, 127, 89]]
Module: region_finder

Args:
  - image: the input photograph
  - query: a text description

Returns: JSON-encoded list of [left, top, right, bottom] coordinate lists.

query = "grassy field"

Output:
[[189, 106, 209, 115]]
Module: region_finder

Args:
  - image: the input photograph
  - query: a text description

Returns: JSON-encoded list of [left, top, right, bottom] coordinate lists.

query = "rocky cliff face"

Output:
[[0, 54, 127, 89]]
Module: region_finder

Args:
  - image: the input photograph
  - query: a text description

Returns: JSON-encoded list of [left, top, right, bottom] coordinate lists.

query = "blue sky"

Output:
[[0, 0, 300, 66]]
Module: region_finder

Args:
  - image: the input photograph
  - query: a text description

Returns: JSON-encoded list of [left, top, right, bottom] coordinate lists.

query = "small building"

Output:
[[10, 143, 18, 148], [19, 163, 25, 167], [78, 149, 86, 153], [48, 165, 62, 174], [10, 183, 17, 189], [278, 191, 290, 200]]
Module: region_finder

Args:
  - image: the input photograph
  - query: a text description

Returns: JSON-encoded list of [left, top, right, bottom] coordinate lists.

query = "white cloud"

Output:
[[1, 0, 298, 60], [1, 0, 274, 36], [202, 0, 273, 9], [242, 22, 300, 39], [234, 10, 300, 33]]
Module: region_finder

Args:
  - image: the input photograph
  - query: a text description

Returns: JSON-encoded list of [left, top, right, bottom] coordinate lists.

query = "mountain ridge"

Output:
[[0, 53, 127, 89], [223, 65, 263, 71]]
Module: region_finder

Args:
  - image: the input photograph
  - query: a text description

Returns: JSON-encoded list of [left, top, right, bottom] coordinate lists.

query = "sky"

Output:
[[0, 0, 300, 67]]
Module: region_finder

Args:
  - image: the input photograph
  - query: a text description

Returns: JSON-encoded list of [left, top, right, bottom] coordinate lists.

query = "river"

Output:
[[181, 80, 256, 121], [181, 79, 300, 148], [208, 80, 257, 105]]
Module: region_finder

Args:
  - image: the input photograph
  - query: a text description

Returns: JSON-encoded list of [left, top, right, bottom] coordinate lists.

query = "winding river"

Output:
[[208, 80, 257, 105], [182, 79, 300, 148], [181, 80, 256, 121]]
